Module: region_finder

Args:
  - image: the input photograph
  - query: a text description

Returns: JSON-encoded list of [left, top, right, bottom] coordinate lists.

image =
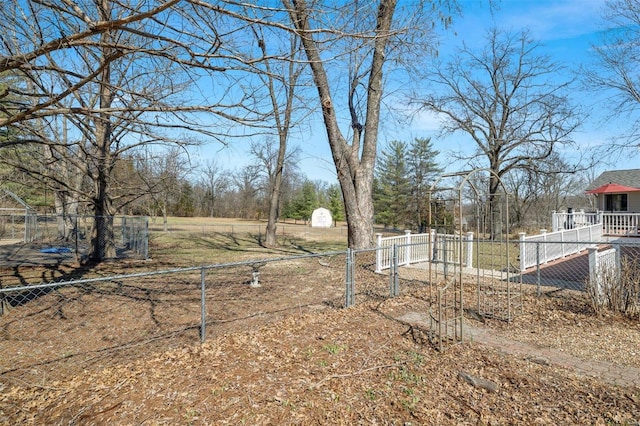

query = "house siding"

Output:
[[627, 193, 640, 211], [596, 193, 640, 211]]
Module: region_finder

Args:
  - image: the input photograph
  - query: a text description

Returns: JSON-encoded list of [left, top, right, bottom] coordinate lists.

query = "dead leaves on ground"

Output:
[[2, 299, 639, 425]]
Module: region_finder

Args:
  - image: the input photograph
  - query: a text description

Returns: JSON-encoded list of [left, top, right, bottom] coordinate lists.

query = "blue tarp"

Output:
[[40, 247, 72, 254]]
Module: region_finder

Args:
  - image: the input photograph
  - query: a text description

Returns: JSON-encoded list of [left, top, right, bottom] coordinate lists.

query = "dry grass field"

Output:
[[0, 217, 639, 425]]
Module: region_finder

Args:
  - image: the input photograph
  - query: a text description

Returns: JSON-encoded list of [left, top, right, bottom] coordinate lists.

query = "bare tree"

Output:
[[0, 1, 189, 259], [417, 28, 580, 238], [0, 0, 185, 127], [45, 123, 85, 240], [1, 0, 453, 255], [284, 0, 442, 248], [134, 147, 194, 231], [250, 23, 306, 247], [198, 159, 230, 217], [504, 154, 584, 230], [588, 0, 640, 156], [0, 0, 268, 260], [250, 139, 301, 245], [0, 116, 87, 240], [233, 164, 263, 220]]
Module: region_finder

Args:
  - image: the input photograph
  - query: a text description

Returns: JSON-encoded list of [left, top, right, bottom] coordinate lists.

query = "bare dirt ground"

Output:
[[0, 230, 639, 425]]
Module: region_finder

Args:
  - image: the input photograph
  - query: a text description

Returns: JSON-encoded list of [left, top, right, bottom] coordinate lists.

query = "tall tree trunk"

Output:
[[261, 29, 301, 248], [343, 177, 375, 247], [90, 127, 116, 260], [89, 9, 116, 262], [489, 173, 503, 240], [265, 159, 284, 247], [287, 0, 396, 249]]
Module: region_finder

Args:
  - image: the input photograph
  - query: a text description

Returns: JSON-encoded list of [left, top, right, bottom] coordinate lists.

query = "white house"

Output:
[[552, 169, 640, 236], [585, 169, 640, 212]]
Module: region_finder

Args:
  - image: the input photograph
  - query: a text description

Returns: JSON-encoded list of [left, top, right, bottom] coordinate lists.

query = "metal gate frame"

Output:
[[426, 169, 521, 349]]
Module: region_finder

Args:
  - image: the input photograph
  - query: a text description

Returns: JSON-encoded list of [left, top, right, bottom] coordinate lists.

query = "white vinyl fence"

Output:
[[519, 224, 602, 270], [551, 210, 599, 232], [587, 245, 620, 305], [375, 230, 474, 272]]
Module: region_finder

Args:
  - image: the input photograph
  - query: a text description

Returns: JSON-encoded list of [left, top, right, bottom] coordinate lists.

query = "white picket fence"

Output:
[[375, 230, 474, 272], [519, 223, 602, 270]]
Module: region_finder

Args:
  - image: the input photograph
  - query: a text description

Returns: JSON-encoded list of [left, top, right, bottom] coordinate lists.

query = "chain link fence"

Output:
[[0, 215, 149, 265], [0, 252, 347, 383], [0, 212, 37, 243], [120, 216, 149, 258], [151, 220, 348, 242], [2, 236, 639, 384], [519, 239, 640, 310], [376, 236, 640, 349], [0, 246, 438, 384]]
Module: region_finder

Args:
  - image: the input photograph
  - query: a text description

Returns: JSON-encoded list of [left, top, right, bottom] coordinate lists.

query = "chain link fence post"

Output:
[[389, 244, 399, 297], [75, 215, 80, 263], [536, 241, 541, 297], [200, 266, 207, 343], [345, 248, 354, 307]]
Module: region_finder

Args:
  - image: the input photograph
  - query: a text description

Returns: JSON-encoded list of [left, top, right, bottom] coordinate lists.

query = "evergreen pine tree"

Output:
[[327, 184, 345, 224], [374, 140, 410, 229], [407, 137, 442, 232]]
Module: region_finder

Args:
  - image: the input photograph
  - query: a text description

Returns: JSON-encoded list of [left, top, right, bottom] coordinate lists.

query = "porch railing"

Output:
[[552, 210, 640, 236]]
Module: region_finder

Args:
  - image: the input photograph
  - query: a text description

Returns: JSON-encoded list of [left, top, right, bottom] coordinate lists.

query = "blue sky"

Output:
[[406, 0, 620, 177], [199, 0, 635, 184]]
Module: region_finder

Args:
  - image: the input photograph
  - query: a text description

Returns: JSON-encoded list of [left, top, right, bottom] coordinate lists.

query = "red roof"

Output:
[[585, 182, 640, 194]]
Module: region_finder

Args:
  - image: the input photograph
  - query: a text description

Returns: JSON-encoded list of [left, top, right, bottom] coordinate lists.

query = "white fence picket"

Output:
[[376, 231, 473, 272]]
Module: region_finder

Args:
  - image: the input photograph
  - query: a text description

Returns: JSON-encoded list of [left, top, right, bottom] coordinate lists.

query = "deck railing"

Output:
[[519, 224, 602, 270], [552, 210, 640, 236]]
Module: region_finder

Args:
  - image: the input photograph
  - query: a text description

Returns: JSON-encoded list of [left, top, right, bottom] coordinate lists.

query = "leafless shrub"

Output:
[[588, 256, 640, 319]]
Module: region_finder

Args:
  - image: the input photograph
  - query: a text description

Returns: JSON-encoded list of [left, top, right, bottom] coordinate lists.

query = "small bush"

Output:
[[588, 256, 640, 319]]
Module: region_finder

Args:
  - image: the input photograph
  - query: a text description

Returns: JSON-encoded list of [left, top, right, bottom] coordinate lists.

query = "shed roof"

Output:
[[586, 169, 640, 191]]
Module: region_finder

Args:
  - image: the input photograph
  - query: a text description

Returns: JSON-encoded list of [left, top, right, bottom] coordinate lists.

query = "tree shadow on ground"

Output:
[[0, 259, 96, 312], [167, 232, 344, 259]]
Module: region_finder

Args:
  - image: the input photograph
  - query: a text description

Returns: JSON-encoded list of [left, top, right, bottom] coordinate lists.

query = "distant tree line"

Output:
[[132, 164, 345, 226], [0, 143, 345, 226], [0, 128, 594, 238]]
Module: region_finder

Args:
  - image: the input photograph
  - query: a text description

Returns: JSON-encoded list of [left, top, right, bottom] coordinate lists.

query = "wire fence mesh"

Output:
[[0, 215, 149, 266], [0, 252, 346, 383], [1, 236, 639, 384], [151, 220, 348, 242], [517, 240, 640, 295], [0, 212, 37, 243], [520, 240, 640, 319]]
